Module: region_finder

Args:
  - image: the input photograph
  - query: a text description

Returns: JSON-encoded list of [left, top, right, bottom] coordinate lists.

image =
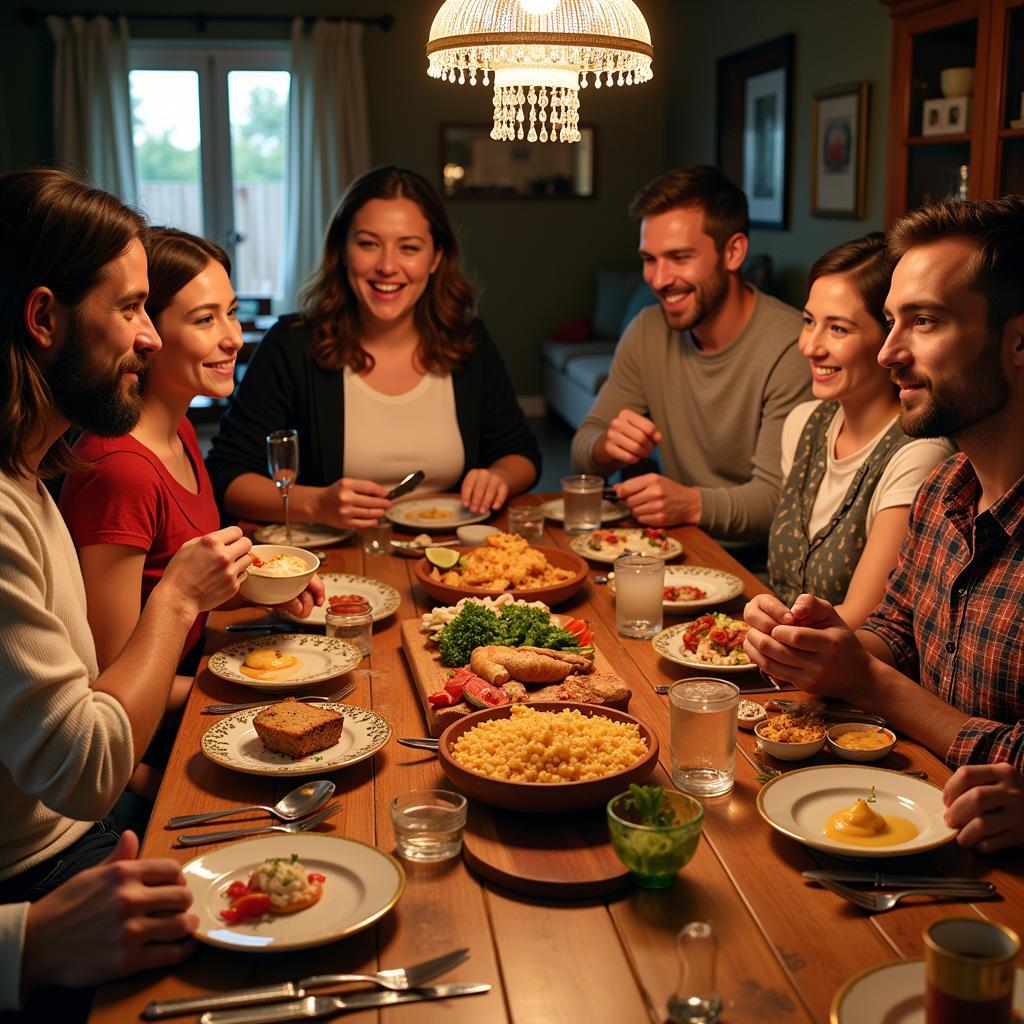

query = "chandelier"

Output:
[[426, 0, 653, 144]]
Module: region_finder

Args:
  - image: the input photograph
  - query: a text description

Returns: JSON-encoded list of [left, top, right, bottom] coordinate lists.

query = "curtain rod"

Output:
[[17, 6, 395, 31]]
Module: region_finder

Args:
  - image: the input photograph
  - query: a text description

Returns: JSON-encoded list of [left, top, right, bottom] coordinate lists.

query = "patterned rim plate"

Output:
[[757, 765, 956, 859], [385, 494, 491, 531], [201, 702, 391, 777], [830, 960, 1024, 1023], [570, 529, 684, 565], [208, 635, 363, 692], [275, 573, 401, 626], [651, 619, 757, 672], [253, 523, 354, 547], [609, 565, 745, 611], [538, 498, 629, 524], [183, 834, 404, 951]]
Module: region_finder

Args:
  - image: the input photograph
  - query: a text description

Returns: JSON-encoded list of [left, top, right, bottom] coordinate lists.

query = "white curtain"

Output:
[[47, 15, 138, 204], [283, 17, 372, 310]]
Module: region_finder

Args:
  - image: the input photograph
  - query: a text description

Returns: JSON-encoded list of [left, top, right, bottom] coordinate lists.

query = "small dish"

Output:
[[456, 524, 501, 546], [606, 789, 703, 889], [737, 699, 767, 731], [755, 718, 826, 761], [239, 545, 319, 605], [827, 723, 897, 763]]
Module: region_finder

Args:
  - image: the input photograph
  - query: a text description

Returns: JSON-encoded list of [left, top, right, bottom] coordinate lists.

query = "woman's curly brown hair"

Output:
[[300, 166, 476, 374]]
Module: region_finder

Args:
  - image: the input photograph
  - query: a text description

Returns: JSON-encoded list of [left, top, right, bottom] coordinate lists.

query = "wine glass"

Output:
[[266, 429, 299, 544]]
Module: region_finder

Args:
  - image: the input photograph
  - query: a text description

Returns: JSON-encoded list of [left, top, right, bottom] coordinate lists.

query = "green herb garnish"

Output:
[[626, 784, 676, 827], [866, 786, 877, 804]]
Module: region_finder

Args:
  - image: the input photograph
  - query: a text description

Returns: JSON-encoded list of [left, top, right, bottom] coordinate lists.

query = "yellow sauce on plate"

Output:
[[823, 797, 918, 847], [238, 649, 302, 681]]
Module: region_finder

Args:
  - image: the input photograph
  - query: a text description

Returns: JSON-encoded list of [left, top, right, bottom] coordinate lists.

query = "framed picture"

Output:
[[811, 82, 870, 218], [716, 34, 794, 230], [439, 123, 596, 200]]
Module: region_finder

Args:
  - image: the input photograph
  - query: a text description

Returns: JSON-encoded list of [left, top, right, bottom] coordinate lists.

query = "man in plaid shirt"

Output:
[[744, 197, 1024, 853]]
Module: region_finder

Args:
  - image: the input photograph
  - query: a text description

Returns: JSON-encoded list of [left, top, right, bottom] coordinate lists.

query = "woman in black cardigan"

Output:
[[207, 166, 540, 529]]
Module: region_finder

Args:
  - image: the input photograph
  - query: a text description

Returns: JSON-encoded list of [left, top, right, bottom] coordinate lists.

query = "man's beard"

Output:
[[894, 331, 1009, 439], [660, 259, 729, 334], [49, 312, 147, 436]]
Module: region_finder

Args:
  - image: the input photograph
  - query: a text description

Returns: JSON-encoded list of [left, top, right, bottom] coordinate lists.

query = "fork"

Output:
[[141, 948, 471, 1019], [176, 804, 338, 847], [204, 682, 355, 715], [819, 877, 997, 912]]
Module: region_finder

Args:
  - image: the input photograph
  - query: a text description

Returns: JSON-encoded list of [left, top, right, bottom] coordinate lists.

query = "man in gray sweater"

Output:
[[571, 166, 810, 544]]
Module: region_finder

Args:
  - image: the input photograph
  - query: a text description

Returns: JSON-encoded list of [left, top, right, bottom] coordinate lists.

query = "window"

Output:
[[129, 46, 290, 302]]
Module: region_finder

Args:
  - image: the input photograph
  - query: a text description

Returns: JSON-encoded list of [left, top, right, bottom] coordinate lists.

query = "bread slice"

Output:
[[253, 698, 344, 758]]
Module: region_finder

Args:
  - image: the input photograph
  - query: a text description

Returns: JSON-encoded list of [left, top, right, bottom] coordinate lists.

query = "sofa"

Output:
[[542, 256, 775, 430], [542, 270, 655, 430]]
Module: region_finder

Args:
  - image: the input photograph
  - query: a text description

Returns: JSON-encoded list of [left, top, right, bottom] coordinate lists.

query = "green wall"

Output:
[[665, 0, 893, 306], [0, 0, 671, 396]]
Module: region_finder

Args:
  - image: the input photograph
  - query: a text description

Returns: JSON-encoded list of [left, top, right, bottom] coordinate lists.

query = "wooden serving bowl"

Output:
[[413, 545, 588, 607], [437, 702, 659, 813]]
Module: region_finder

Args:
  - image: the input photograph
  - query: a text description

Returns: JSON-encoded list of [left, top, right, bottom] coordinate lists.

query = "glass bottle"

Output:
[[668, 922, 721, 1024]]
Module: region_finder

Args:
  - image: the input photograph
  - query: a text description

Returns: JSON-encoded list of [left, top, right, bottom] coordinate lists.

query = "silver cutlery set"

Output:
[[142, 948, 487, 1021], [203, 682, 356, 715], [803, 869, 998, 913]]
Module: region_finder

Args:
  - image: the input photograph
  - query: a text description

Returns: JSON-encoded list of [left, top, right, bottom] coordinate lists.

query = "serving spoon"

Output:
[[166, 779, 335, 829]]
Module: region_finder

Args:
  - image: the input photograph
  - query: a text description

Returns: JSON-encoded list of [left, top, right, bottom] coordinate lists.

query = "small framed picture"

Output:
[[929, 97, 950, 136], [811, 82, 870, 218], [945, 96, 971, 131]]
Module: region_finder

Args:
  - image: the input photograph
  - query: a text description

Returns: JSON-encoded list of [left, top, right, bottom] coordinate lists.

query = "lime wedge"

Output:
[[426, 547, 460, 570]]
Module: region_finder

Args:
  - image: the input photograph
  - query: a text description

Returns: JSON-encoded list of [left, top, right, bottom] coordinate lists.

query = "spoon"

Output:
[[166, 779, 335, 829], [386, 470, 425, 501]]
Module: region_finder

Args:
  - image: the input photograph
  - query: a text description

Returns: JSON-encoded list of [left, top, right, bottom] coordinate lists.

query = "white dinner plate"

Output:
[[274, 573, 400, 626], [208, 635, 363, 691], [183, 834, 404, 951], [757, 764, 956, 858], [651, 619, 757, 672], [253, 523, 354, 547], [201, 702, 391, 777], [570, 528, 684, 565], [386, 494, 490, 531], [538, 498, 629, 524], [830, 959, 1024, 1023], [609, 565, 745, 611]]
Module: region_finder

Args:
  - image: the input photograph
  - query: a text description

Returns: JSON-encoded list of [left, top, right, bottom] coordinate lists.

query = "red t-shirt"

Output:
[[59, 419, 221, 663]]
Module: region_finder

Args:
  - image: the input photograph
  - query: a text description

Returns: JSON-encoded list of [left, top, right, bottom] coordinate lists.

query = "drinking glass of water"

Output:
[[561, 474, 603, 535], [266, 429, 299, 545], [614, 552, 664, 638], [390, 789, 467, 862], [669, 678, 739, 797]]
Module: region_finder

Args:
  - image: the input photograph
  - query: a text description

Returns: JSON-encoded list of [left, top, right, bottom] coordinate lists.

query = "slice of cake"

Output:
[[253, 698, 344, 758]]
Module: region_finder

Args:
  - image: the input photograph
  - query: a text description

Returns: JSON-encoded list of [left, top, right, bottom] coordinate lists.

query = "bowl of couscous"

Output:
[[436, 703, 659, 812]]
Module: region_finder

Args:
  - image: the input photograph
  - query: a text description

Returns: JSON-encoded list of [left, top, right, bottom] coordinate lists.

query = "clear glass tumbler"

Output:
[[669, 678, 739, 797], [668, 922, 722, 1024], [361, 521, 392, 555], [507, 505, 545, 543], [614, 552, 664, 638], [325, 609, 372, 657], [390, 789, 468, 862], [561, 474, 604, 535]]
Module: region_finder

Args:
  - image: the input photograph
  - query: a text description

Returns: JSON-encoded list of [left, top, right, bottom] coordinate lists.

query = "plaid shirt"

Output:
[[863, 454, 1024, 771]]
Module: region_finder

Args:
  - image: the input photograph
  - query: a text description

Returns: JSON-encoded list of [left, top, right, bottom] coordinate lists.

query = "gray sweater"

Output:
[[571, 288, 810, 542]]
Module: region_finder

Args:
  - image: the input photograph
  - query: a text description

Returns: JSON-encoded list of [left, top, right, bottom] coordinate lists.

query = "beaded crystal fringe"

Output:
[[491, 84, 581, 143]]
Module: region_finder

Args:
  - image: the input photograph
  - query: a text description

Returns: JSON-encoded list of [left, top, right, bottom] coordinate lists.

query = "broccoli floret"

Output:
[[437, 603, 500, 666], [494, 606, 579, 650]]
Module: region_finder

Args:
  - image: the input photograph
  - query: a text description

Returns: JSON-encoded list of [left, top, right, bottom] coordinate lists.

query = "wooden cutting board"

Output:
[[399, 619, 631, 737], [462, 802, 630, 898]]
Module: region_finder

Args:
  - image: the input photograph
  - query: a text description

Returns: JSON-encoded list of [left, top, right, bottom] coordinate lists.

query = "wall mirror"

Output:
[[440, 124, 595, 199]]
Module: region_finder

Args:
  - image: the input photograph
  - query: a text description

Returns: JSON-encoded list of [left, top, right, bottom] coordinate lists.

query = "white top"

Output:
[[780, 401, 956, 539], [342, 369, 465, 492], [0, 473, 135, 1010]]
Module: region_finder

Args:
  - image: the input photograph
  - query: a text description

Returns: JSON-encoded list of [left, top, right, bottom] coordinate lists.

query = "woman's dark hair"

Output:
[[0, 168, 146, 478], [145, 228, 231, 323], [807, 232, 894, 330], [300, 165, 475, 374]]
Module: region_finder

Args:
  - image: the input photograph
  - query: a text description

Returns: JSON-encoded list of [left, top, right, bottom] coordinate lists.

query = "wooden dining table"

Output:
[[89, 497, 1024, 1024]]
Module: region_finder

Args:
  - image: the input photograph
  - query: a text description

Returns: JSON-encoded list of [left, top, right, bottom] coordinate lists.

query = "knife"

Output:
[[386, 470, 425, 501], [199, 983, 491, 1024], [802, 870, 996, 891]]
